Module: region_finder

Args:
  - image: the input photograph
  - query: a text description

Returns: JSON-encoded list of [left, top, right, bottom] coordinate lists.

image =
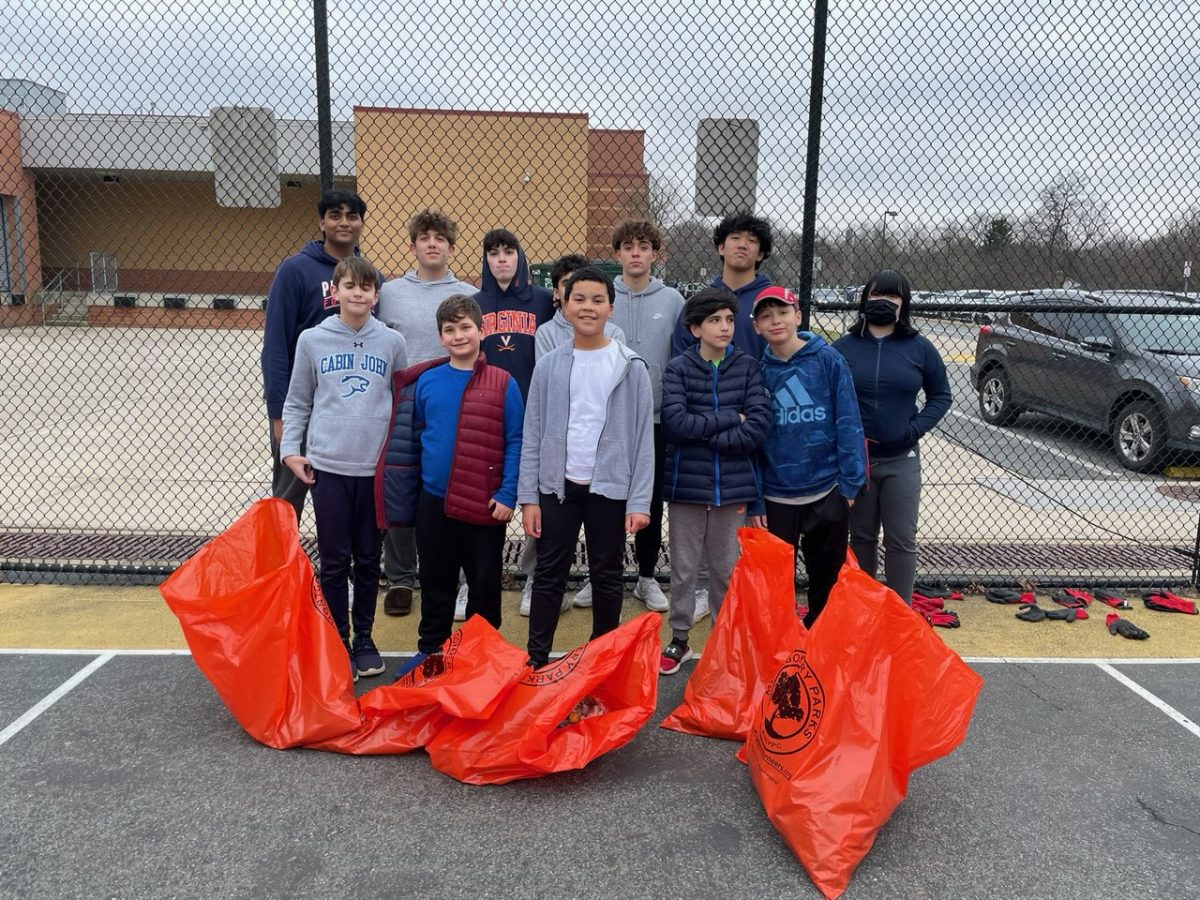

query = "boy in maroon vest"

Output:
[[375, 295, 525, 666]]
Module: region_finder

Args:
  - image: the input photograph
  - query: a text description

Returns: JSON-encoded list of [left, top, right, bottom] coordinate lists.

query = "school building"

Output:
[[0, 79, 649, 320]]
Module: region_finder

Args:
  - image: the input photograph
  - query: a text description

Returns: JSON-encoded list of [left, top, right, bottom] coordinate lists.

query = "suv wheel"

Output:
[[1112, 400, 1166, 473], [978, 367, 1021, 426]]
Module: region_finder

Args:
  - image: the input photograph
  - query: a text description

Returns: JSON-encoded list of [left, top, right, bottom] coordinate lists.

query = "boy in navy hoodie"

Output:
[[280, 255, 407, 681], [263, 189, 370, 521], [377, 295, 524, 671], [659, 288, 771, 674], [473, 228, 555, 399], [672, 212, 775, 360], [749, 286, 866, 627]]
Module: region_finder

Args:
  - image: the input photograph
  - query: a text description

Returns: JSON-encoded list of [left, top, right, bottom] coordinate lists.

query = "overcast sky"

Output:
[[3, 0, 1197, 238]]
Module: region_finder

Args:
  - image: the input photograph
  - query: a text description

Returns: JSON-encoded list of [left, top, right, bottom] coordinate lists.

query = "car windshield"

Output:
[[1116, 313, 1200, 354]]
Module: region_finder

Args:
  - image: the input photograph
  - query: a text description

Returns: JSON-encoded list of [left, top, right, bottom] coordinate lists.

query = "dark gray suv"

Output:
[[970, 290, 1200, 472]]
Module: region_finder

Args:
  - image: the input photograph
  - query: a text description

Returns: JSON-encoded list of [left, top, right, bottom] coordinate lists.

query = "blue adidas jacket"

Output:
[[832, 331, 952, 459], [661, 345, 771, 510], [758, 334, 867, 500]]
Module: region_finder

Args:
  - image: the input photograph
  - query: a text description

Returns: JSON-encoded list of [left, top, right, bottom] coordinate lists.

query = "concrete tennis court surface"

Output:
[[2, 650, 1197, 899]]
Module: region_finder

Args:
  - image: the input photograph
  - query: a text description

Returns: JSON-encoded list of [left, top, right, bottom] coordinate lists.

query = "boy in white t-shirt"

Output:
[[517, 266, 656, 668]]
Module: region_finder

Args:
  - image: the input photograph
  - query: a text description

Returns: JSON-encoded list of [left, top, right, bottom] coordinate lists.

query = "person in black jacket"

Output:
[[832, 270, 952, 604], [660, 288, 771, 674]]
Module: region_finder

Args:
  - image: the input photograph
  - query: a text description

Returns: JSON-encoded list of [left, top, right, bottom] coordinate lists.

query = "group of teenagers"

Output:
[[261, 190, 953, 682]]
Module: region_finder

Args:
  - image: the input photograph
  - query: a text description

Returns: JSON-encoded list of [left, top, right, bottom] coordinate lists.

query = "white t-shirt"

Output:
[[565, 340, 625, 484]]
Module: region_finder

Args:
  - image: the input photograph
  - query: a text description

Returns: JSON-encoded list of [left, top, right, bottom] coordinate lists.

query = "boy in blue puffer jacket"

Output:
[[659, 288, 772, 674], [749, 286, 866, 628]]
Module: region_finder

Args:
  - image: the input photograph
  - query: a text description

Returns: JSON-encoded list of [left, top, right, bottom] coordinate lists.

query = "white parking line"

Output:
[[0, 653, 113, 748], [1097, 662, 1200, 738], [948, 408, 1130, 479]]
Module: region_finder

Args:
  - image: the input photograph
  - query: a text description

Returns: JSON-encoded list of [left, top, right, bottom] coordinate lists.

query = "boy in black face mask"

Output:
[[832, 270, 953, 605]]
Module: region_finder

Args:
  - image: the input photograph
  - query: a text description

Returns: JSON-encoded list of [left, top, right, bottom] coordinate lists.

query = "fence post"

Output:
[[312, 0, 335, 192], [798, 0, 828, 332]]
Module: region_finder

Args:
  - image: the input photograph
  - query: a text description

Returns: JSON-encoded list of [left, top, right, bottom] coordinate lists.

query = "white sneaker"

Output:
[[573, 579, 593, 608], [634, 576, 669, 612], [520, 579, 533, 617], [694, 588, 710, 622], [453, 581, 469, 621], [560, 588, 573, 613]]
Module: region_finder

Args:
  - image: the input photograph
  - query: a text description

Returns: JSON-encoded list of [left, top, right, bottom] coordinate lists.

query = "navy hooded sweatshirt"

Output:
[[671, 272, 774, 360], [833, 330, 953, 459], [261, 240, 370, 420], [473, 244, 554, 398]]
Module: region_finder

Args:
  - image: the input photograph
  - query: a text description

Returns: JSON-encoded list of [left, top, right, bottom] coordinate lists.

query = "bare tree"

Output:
[[1031, 173, 1111, 280]]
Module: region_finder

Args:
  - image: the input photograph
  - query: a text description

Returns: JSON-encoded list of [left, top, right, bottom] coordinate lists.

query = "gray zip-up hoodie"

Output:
[[377, 270, 476, 363], [533, 310, 627, 360], [280, 316, 408, 476], [518, 339, 655, 514], [609, 276, 685, 420]]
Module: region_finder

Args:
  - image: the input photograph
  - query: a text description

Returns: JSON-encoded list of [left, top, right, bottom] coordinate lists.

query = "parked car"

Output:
[[970, 290, 1200, 472]]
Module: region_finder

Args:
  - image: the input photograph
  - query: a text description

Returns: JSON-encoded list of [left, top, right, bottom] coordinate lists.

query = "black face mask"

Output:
[[864, 299, 899, 325]]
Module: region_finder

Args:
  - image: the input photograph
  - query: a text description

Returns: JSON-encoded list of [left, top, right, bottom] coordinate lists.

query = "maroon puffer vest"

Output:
[[444, 360, 510, 526]]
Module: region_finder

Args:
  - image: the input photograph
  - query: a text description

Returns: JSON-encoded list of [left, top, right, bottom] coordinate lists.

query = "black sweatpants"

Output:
[[415, 491, 505, 655], [528, 482, 626, 666], [765, 489, 850, 628], [633, 423, 665, 578], [311, 469, 382, 641]]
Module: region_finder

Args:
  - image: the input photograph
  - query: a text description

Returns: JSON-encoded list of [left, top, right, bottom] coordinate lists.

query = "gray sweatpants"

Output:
[[667, 502, 745, 643], [849, 448, 921, 604], [382, 526, 418, 588]]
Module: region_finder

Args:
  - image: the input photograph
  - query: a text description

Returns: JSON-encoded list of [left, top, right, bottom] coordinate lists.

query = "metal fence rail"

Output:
[[1, 1, 1198, 586]]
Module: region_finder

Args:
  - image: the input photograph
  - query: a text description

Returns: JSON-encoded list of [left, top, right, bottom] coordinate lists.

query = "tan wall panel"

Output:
[[354, 108, 589, 276], [36, 176, 321, 279]]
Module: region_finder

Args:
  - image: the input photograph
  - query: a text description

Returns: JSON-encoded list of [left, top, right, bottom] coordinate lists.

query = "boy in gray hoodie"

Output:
[[281, 256, 408, 682], [376, 210, 475, 617], [519, 266, 655, 668], [607, 219, 684, 613]]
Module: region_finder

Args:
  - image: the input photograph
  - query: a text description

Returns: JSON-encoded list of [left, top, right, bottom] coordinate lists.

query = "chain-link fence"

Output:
[[1, 1, 1197, 587]]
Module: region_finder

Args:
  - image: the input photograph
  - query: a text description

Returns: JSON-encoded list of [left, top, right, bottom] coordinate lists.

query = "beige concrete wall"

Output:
[[36, 175, 321, 292], [354, 107, 589, 276], [0, 110, 43, 294]]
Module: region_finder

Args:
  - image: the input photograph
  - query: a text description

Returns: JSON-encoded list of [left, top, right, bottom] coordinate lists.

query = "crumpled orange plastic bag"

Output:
[[160, 498, 360, 749], [305, 615, 529, 754], [661, 527, 804, 741], [426, 613, 661, 785], [744, 552, 983, 899]]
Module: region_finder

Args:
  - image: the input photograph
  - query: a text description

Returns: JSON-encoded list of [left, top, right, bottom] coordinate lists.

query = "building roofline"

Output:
[[353, 105, 587, 120]]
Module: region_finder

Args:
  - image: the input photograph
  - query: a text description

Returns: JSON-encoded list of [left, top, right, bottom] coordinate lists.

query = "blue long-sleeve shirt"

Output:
[[832, 331, 952, 459], [758, 334, 866, 501], [413, 364, 525, 509]]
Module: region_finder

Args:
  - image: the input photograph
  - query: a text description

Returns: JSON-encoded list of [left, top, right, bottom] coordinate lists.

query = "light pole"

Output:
[[880, 209, 898, 261]]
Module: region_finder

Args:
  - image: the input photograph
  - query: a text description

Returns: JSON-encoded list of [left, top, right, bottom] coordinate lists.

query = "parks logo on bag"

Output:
[[755, 650, 825, 768]]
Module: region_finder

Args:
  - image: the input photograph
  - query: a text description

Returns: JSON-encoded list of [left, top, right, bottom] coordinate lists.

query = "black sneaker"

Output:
[[352, 634, 385, 678], [384, 586, 413, 616], [659, 640, 693, 676]]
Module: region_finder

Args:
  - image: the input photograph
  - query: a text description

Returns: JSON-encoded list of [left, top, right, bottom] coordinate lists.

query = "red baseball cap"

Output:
[[751, 285, 799, 315]]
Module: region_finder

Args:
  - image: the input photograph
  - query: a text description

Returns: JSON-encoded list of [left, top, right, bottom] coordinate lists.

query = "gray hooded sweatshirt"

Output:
[[533, 309, 627, 360], [609, 276, 685, 420], [377, 270, 476, 363], [280, 315, 408, 476], [518, 339, 655, 515]]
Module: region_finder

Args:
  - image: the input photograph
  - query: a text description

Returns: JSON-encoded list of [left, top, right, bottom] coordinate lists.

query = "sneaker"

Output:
[[560, 587, 573, 613], [393, 652, 427, 681], [384, 585, 413, 617], [573, 579, 593, 608], [344, 638, 358, 683], [659, 640, 693, 676], [634, 576, 669, 612], [352, 634, 385, 678], [453, 581, 469, 621], [694, 588, 710, 622], [520, 579, 534, 617]]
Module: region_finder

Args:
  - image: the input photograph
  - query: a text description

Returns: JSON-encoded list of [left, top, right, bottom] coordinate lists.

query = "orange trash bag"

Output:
[[426, 613, 661, 785], [160, 498, 359, 749], [744, 552, 983, 900], [306, 615, 529, 755], [661, 527, 804, 741]]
